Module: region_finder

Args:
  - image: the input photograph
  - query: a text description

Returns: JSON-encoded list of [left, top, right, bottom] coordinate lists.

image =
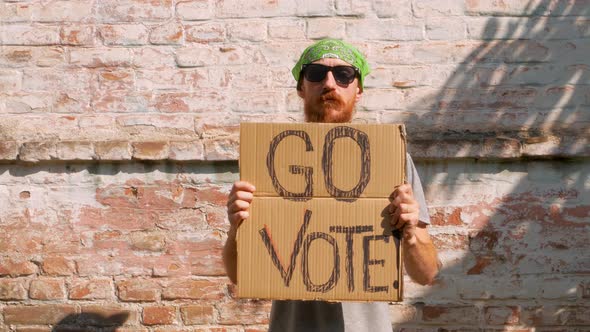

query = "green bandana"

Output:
[[292, 39, 371, 90]]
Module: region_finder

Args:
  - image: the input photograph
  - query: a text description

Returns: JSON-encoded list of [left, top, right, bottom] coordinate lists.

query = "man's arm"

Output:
[[401, 223, 440, 285], [390, 183, 440, 285], [223, 181, 255, 284]]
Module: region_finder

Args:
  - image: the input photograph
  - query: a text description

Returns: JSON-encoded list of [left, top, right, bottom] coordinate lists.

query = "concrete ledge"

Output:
[[3, 134, 588, 163]]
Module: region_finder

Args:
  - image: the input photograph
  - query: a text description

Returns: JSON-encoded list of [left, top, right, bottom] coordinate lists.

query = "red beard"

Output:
[[304, 91, 355, 123]]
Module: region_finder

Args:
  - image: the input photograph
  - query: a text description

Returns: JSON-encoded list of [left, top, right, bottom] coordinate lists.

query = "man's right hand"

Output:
[[223, 181, 255, 284], [226, 181, 256, 231]]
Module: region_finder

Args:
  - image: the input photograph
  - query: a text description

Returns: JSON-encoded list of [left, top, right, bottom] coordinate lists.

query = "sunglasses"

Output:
[[302, 64, 359, 85]]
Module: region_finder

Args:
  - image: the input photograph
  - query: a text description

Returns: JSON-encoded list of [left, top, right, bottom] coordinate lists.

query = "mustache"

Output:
[[320, 91, 343, 103]]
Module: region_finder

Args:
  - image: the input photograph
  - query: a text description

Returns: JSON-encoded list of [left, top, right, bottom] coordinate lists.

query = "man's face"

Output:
[[298, 57, 363, 123]]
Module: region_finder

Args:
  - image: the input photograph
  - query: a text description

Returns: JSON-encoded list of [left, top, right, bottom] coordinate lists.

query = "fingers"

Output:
[[227, 181, 256, 228], [228, 210, 249, 227], [230, 181, 256, 196], [389, 202, 419, 230], [391, 184, 413, 201], [227, 190, 254, 209]]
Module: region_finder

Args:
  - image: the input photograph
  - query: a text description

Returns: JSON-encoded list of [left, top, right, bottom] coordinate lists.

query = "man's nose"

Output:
[[322, 70, 337, 89]]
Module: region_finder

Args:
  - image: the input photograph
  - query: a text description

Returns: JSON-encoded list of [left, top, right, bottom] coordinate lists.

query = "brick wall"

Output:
[[1, 0, 588, 330]]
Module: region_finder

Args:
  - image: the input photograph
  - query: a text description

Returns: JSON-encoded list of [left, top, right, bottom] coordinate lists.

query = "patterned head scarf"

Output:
[[292, 39, 371, 90]]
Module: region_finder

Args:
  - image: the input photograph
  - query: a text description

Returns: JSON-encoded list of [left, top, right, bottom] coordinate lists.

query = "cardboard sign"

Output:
[[238, 123, 406, 301]]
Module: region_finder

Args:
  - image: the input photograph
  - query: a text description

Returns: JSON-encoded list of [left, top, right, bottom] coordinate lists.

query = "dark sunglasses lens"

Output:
[[303, 65, 357, 84], [304, 65, 328, 82], [333, 67, 356, 84]]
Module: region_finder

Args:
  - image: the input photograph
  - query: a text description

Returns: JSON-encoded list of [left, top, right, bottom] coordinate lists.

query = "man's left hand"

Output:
[[389, 183, 420, 234]]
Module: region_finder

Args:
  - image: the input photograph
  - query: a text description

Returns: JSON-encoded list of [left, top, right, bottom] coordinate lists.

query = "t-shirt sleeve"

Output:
[[405, 153, 430, 225]]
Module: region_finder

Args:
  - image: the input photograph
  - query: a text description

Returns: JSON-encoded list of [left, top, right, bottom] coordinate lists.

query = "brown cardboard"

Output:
[[238, 123, 406, 301]]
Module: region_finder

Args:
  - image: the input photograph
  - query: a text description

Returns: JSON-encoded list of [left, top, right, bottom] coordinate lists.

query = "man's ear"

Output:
[[297, 86, 305, 99], [355, 84, 363, 102]]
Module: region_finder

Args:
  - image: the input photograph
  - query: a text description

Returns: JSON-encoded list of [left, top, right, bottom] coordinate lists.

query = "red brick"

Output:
[[217, 300, 271, 325], [149, 21, 184, 45], [156, 208, 207, 231], [422, 305, 480, 324], [0, 25, 60, 45], [431, 233, 469, 250], [79, 305, 137, 326], [99, 69, 135, 90], [60, 24, 95, 46], [198, 122, 239, 139], [203, 137, 239, 160], [14, 327, 51, 332], [195, 185, 228, 206], [522, 305, 590, 325], [153, 328, 239, 332], [583, 281, 590, 298], [0, 278, 27, 300], [244, 328, 269, 332], [4, 305, 76, 324], [185, 23, 225, 43], [151, 91, 228, 113], [183, 242, 226, 276], [181, 304, 215, 325], [95, 141, 131, 160], [194, 328, 241, 332], [88, 230, 127, 251], [430, 207, 464, 226], [152, 328, 192, 332], [135, 68, 209, 90], [31, 0, 93, 22], [169, 141, 205, 160], [69, 48, 132, 68], [110, 328, 149, 332], [117, 278, 160, 302], [0, 257, 37, 276], [0, 141, 18, 159], [76, 255, 153, 276], [484, 306, 520, 325], [176, 0, 214, 20], [132, 142, 170, 160], [143, 305, 177, 325], [99, 24, 149, 46], [96, 0, 173, 22], [18, 142, 58, 162], [469, 229, 501, 253], [215, 0, 296, 18], [91, 90, 151, 113], [129, 231, 166, 252], [228, 20, 267, 42], [29, 278, 66, 300], [69, 278, 113, 300], [466, 255, 495, 275], [162, 278, 224, 300], [23, 67, 94, 92], [56, 141, 95, 160], [132, 46, 177, 68], [268, 20, 305, 40], [151, 257, 192, 277], [205, 206, 229, 230], [191, 254, 225, 277], [78, 207, 158, 231], [95, 181, 188, 210]]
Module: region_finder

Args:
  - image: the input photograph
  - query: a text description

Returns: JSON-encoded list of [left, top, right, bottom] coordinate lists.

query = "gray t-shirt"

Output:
[[268, 154, 430, 332]]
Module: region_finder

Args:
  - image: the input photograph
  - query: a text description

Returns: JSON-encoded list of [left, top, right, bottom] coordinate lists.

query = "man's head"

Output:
[[292, 39, 371, 123]]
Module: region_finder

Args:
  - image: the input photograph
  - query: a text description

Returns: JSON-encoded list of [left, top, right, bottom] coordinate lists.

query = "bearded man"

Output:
[[223, 39, 440, 332]]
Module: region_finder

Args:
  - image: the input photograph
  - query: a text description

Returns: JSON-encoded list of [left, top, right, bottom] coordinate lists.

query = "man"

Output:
[[224, 39, 440, 332]]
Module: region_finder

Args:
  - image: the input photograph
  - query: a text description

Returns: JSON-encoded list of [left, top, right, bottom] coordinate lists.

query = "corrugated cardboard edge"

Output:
[[237, 122, 408, 302], [399, 123, 406, 302]]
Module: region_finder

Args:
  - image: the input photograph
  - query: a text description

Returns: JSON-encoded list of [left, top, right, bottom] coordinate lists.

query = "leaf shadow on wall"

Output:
[[397, 0, 589, 329], [51, 312, 128, 331]]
